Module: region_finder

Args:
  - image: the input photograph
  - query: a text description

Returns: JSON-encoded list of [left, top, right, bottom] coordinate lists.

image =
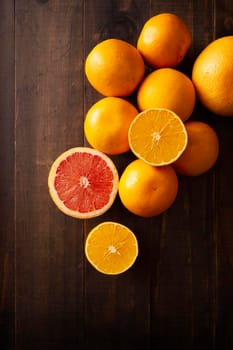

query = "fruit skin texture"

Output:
[[192, 36, 233, 117], [137, 68, 196, 121], [137, 13, 191, 68], [84, 97, 138, 155], [85, 38, 145, 97], [173, 121, 219, 176], [119, 159, 178, 217]]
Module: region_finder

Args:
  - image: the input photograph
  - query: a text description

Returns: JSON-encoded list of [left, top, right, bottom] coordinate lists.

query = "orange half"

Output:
[[85, 222, 138, 275], [128, 108, 188, 166]]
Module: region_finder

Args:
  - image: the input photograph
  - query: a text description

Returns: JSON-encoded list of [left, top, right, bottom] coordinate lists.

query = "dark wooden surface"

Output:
[[0, 0, 233, 349]]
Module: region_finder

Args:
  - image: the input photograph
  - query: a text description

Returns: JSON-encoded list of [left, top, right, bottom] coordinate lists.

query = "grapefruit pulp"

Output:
[[48, 147, 119, 219]]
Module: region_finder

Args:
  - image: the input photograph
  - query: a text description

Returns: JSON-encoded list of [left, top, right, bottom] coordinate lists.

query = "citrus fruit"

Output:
[[137, 68, 196, 121], [85, 221, 138, 275], [48, 147, 119, 219], [85, 38, 145, 97], [84, 97, 138, 155], [192, 35, 233, 116], [173, 121, 219, 176], [137, 13, 191, 68], [128, 108, 188, 166], [119, 159, 178, 217]]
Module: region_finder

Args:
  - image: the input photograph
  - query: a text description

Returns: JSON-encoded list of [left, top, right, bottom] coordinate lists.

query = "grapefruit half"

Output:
[[48, 147, 119, 219]]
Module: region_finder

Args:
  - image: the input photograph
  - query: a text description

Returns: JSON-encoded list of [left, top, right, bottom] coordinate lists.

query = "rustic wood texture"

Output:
[[0, 0, 233, 349]]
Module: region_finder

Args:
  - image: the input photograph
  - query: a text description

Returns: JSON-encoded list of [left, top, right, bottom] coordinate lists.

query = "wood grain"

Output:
[[15, 1, 85, 348], [0, 0, 232, 349], [0, 1, 15, 349]]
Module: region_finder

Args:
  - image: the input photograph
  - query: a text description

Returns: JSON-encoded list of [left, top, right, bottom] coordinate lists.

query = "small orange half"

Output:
[[85, 222, 138, 275], [128, 108, 188, 166]]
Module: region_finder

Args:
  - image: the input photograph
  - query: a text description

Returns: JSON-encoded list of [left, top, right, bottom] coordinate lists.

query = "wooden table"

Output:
[[0, 1, 233, 349]]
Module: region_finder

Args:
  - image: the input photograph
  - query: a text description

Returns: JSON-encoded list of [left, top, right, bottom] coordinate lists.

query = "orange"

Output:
[[137, 68, 196, 121], [173, 121, 219, 176], [119, 159, 178, 217], [128, 108, 188, 166], [84, 97, 138, 155], [137, 13, 191, 68], [192, 35, 233, 116], [85, 38, 145, 97], [48, 147, 119, 219], [85, 221, 138, 275]]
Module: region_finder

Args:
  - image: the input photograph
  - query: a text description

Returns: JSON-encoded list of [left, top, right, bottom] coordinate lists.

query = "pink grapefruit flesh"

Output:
[[48, 147, 119, 219]]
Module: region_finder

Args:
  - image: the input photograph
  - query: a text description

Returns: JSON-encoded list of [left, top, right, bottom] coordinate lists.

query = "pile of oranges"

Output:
[[49, 13, 233, 275], [84, 12, 228, 218]]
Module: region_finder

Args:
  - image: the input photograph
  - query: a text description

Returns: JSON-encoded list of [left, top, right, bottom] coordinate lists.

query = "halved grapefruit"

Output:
[[48, 147, 119, 219]]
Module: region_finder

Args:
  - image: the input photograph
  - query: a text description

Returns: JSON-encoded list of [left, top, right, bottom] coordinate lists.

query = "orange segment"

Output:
[[128, 108, 188, 166], [85, 222, 138, 275], [48, 147, 119, 219]]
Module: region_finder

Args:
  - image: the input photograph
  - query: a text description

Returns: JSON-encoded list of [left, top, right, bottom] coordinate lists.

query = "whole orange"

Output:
[[85, 38, 145, 97], [84, 97, 138, 155], [173, 121, 219, 176], [137, 68, 196, 121], [192, 35, 233, 116], [137, 13, 191, 68], [118, 159, 178, 217]]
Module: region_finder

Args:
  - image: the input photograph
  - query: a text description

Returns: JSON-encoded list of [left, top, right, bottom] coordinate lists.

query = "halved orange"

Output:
[[85, 221, 138, 275], [48, 147, 119, 219], [128, 108, 188, 166]]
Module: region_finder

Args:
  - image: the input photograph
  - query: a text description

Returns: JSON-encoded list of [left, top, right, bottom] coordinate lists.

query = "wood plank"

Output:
[[147, 1, 222, 349], [3, 0, 233, 348], [83, 1, 153, 349], [0, 1, 15, 349], [15, 1, 85, 348], [214, 1, 233, 347]]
